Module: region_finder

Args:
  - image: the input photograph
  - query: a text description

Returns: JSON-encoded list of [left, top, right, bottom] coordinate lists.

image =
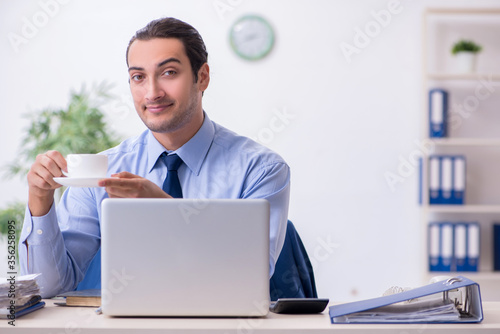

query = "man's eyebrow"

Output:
[[128, 66, 144, 72], [128, 57, 181, 72], [157, 57, 181, 67]]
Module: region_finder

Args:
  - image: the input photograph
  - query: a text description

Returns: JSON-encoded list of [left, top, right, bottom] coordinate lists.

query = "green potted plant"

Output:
[[451, 39, 482, 73], [0, 82, 122, 254]]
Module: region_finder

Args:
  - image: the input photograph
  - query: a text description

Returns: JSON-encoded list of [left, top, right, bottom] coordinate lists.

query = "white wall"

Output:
[[1, 0, 498, 302]]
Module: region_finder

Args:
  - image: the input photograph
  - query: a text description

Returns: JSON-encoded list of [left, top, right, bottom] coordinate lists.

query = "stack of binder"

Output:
[[428, 222, 480, 272], [0, 274, 45, 319], [428, 155, 466, 205], [429, 88, 448, 138]]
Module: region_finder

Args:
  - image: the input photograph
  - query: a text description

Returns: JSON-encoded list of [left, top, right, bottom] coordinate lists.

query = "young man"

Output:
[[20, 17, 290, 298]]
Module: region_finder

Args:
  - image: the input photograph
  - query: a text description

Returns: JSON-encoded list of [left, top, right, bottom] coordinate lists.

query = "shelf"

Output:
[[421, 9, 500, 301], [427, 73, 500, 81], [430, 138, 500, 146], [426, 8, 500, 15], [426, 205, 500, 213], [426, 271, 500, 280]]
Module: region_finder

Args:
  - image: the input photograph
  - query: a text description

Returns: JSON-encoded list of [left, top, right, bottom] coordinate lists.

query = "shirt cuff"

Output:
[[20, 203, 59, 246]]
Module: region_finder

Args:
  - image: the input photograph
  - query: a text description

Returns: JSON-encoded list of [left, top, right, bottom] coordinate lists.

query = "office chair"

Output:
[[270, 220, 318, 301]]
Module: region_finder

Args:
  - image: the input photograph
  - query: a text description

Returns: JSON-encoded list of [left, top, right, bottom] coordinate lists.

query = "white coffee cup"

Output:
[[63, 154, 108, 178]]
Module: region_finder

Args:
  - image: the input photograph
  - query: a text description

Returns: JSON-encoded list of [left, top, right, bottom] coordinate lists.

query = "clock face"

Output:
[[229, 15, 275, 61]]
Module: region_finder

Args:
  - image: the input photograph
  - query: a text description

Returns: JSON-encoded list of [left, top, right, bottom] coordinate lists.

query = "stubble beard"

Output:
[[138, 91, 200, 134]]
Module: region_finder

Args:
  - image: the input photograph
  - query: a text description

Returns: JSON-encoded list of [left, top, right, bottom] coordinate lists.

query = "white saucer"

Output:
[[54, 177, 107, 188]]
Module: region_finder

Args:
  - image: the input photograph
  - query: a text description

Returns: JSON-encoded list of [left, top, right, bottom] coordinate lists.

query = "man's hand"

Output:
[[27, 150, 67, 216], [98, 172, 171, 199]]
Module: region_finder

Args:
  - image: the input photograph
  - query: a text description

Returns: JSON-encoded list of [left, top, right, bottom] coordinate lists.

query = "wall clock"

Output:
[[229, 15, 275, 61]]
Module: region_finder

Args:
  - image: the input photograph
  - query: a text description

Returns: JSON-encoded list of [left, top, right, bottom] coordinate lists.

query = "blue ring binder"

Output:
[[329, 276, 483, 324]]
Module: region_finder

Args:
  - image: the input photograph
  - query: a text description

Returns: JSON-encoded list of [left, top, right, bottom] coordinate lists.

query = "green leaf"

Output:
[[3, 82, 123, 180], [0, 201, 27, 264], [451, 40, 482, 55]]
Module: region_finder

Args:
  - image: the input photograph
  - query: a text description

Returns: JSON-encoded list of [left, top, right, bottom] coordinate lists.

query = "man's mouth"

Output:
[[145, 103, 174, 113]]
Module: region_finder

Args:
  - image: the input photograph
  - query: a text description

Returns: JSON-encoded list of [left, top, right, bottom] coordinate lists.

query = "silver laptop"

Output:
[[100, 198, 270, 317]]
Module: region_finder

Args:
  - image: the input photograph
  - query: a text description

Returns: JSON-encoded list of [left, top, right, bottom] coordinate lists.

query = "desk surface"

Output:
[[2, 300, 500, 333]]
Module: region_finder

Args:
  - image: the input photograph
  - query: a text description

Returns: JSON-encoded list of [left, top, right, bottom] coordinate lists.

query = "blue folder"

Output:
[[2, 301, 46, 319], [429, 88, 448, 138], [329, 276, 483, 324], [428, 222, 440, 271], [494, 224, 500, 271], [464, 222, 480, 272], [454, 223, 468, 272], [439, 223, 454, 271], [428, 156, 441, 204], [451, 155, 466, 205]]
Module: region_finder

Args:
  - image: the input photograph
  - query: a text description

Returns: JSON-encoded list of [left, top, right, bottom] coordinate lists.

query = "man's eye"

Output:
[[163, 70, 176, 76], [131, 74, 144, 81]]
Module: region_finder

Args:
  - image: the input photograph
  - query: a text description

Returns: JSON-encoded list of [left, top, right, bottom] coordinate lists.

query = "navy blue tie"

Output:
[[162, 153, 183, 198]]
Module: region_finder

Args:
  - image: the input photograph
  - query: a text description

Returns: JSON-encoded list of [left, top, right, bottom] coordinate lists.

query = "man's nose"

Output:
[[145, 78, 165, 101]]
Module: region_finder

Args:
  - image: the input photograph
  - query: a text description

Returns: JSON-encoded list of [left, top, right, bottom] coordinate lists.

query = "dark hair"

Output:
[[126, 17, 208, 83]]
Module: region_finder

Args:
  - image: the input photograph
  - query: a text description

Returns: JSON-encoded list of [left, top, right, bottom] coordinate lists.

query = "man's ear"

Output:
[[198, 63, 210, 93]]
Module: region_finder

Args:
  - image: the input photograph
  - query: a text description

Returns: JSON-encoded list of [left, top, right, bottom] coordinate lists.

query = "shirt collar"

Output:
[[146, 112, 215, 176], [146, 131, 169, 174], [176, 112, 214, 176]]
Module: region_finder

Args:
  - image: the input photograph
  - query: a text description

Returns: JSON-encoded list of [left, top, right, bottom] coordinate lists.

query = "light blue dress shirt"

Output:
[[19, 113, 290, 298]]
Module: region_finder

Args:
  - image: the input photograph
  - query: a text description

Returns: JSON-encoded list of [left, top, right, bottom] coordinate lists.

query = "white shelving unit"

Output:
[[428, 205, 500, 214], [422, 8, 500, 301]]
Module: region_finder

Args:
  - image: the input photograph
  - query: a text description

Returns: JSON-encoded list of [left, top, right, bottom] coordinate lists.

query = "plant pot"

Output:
[[454, 51, 477, 73]]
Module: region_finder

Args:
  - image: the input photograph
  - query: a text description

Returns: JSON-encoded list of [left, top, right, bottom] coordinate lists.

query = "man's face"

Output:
[[127, 38, 207, 134]]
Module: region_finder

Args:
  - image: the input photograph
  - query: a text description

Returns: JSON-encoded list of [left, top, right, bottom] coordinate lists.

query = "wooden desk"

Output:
[[2, 300, 500, 333]]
